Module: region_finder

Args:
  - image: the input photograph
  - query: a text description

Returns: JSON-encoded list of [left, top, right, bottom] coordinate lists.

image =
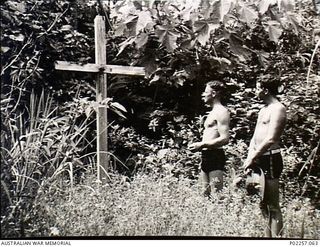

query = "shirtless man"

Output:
[[243, 75, 286, 237], [188, 80, 230, 197]]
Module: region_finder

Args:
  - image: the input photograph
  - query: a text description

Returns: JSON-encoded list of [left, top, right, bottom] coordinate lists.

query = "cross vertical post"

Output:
[[55, 15, 145, 184], [95, 16, 108, 182]]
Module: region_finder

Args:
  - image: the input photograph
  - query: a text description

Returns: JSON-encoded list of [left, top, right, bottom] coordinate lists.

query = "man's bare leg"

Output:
[[263, 179, 283, 237], [200, 170, 223, 197], [200, 171, 211, 197], [209, 170, 223, 192]]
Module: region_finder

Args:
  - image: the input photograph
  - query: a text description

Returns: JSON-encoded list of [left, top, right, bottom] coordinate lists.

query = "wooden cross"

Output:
[[55, 15, 145, 182]]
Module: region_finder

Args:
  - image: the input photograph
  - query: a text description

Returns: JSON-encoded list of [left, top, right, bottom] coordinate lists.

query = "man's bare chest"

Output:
[[204, 112, 218, 128], [257, 108, 271, 124]]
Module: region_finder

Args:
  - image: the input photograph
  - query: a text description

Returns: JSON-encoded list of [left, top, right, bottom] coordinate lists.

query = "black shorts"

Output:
[[255, 153, 283, 179], [201, 149, 226, 173]]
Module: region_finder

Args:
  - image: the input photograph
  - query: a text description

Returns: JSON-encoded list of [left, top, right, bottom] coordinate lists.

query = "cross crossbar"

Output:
[[55, 61, 145, 76], [55, 15, 145, 183]]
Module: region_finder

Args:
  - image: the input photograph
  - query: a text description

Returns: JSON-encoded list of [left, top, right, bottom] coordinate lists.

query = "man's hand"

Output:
[[188, 142, 203, 151], [242, 157, 255, 172]]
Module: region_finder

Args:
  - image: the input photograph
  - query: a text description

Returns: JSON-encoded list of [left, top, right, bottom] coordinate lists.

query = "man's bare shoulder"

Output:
[[268, 102, 286, 123], [216, 104, 229, 113], [269, 102, 286, 112], [215, 105, 230, 121]]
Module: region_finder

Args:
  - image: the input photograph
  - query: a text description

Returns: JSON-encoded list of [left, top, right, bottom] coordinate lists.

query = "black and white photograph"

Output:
[[1, 0, 319, 241]]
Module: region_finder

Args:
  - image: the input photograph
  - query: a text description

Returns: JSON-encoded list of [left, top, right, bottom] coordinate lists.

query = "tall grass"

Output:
[[29, 170, 319, 238], [0, 90, 95, 237]]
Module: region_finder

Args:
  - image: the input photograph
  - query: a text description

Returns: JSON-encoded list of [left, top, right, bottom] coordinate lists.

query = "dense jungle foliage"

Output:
[[1, 0, 319, 238]]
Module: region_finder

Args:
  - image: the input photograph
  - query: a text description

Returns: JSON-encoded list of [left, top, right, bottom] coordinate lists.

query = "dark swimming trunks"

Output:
[[255, 152, 283, 179], [201, 149, 226, 173]]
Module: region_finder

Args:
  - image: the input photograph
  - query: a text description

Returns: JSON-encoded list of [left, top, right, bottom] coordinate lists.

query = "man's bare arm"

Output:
[[247, 136, 256, 159], [244, 105, 286, 168]]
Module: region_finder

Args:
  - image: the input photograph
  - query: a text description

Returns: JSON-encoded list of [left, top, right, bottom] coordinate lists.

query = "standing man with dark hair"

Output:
[[189, 80, 230, 197], [243, 75, 286, 237]]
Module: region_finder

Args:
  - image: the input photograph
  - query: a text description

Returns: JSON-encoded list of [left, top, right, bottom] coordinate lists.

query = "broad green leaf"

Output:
[[114, 23, 126, 37], [194, 21, 209, 46], [239, 5, 258, 26], [135, 33, 148, 49], [200, 0, 210, 10], [180, 24, 193, 35], [223, 13, 238, 25], [268, 7, 281, 21], [155, 25, 179, 52], [180, 6, 193, 21], [117, 37, 135, 57], [189, 12, 199, 24], [258, 0, 277, 14], [181, 39, 196, 50], [279, 0, 295, 12], [162, 2, 172, 17], [116, 1, 135, 17], [220, 0, 232, 21], [136, 11, 153, 33], [133, 1, 143, 10], [194, 21, 219, 46], [268, 21, 282, 43], [141, 49, 157, 77], [185, 0, 201, 10], [229, 33, 252, 61], [164, 30, 179, 52], [257, 51, 270, 68], [148, 0, 156, 8], [113, 0, 128, 11], [125, 14, 139, 36], [203, 0, 221, 21], [286, 12, 302, 34]]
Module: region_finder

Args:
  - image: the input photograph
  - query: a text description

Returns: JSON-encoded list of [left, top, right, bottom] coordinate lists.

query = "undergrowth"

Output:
[[28, 170, 319, 238]]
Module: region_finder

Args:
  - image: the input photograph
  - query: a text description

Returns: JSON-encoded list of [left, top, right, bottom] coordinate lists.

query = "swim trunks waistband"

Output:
[[202, 148, 223, 151], [262, 149, 281, 156]]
